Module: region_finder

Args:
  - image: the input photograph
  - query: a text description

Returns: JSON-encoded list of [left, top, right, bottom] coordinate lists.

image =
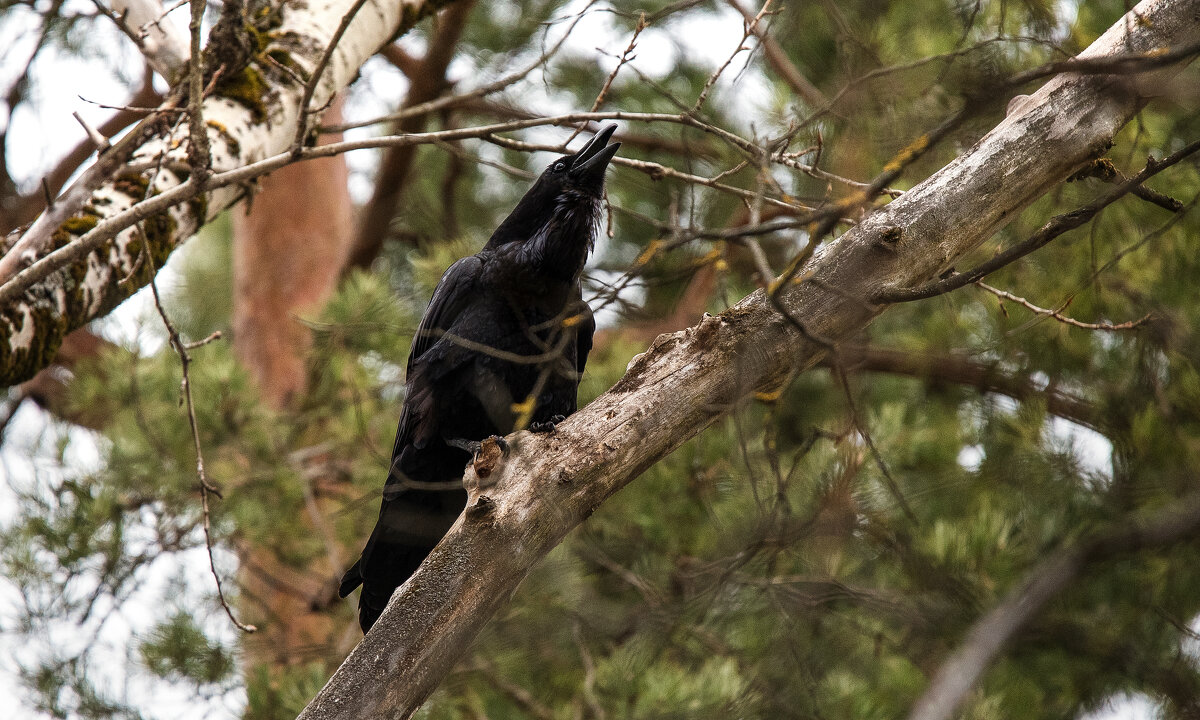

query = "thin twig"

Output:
[[692, 0, 770, 114], [975, 281, 1151, 331], [183, 330, 223, 349], [832, 365, 917, 522], [128, 126, 253, 633], [585, 12, 646, 114], [72, 111, 111, 152], [1072, 157, 1183, 212], [725, 0, 827, 106], [148, 271, 254, 632], [321, 0, 599, 134]]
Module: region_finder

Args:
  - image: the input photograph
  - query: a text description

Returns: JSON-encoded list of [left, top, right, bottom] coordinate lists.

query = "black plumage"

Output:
[[339, 124, 620, 633]]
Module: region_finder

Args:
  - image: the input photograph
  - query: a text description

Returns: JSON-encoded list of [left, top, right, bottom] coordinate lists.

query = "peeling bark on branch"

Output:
[[297, 1, 1200, 717], [0, 0, 452, 386]]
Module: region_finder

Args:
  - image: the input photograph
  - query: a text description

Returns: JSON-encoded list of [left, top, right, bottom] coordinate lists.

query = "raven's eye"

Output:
[[553, 161, 566, 172]]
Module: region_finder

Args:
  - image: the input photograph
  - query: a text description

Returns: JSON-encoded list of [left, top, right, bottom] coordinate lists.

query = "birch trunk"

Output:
[[0, 0, 449, 386]]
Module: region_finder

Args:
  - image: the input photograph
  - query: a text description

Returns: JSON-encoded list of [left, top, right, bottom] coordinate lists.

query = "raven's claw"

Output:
[[529, 415, 567, 434], [490, 435, 510, 455]]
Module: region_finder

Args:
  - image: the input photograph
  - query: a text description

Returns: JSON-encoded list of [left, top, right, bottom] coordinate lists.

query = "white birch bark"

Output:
[[0, 0, 448, 385]]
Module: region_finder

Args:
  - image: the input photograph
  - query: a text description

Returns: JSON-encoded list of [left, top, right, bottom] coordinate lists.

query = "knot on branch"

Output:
[[1068, 157, 1118, 182], [466, 495, 494, 519]]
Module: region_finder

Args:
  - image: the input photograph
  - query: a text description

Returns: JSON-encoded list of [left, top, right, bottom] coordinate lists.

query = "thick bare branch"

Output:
[[297, 2, 1200, 718]]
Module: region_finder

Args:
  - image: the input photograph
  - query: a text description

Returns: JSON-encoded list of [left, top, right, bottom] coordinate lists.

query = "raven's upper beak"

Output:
[[570, 124, 620, 184]]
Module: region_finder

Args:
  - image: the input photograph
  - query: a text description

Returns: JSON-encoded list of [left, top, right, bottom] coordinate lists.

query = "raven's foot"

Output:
[[529, 415, 567, 434]]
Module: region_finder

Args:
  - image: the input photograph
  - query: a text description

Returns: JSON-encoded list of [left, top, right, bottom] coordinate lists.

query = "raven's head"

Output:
[[487, 124, 620, 253], [539, 123, 621, 198]]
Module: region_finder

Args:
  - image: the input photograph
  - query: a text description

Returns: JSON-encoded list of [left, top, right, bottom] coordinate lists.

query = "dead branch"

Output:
[[975, 281, 1153, 331]]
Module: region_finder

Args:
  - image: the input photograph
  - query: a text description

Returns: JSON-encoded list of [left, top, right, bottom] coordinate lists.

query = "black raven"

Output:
[[339, 124, 620, 633]]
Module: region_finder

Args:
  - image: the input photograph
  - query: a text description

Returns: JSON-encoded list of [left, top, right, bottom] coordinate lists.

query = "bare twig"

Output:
[[692, 0, 770, 114], [183, 330, 223, 350], [975, 281, 1152, 331], [725, 0, 827, 107], [123, 115, 253, 633], [72, 112, 112, 152], [291, 0, 373, 153], [832, 365, 917, 522], [321, 0, 598, 134], [146, 258, 255, 633], [350, 0, 475, 268], [1072, 157, 1184, 212], [583, 12, 646, 119]]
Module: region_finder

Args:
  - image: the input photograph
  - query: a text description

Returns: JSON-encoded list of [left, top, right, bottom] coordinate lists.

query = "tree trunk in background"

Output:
[[232, 99, 353, 409], [232, 98, 357, 668]]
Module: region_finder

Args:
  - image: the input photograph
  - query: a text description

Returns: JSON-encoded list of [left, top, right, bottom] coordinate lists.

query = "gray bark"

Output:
[[298, 0, 1200, 718]]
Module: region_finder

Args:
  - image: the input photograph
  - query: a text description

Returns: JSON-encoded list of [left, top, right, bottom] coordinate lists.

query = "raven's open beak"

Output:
[[571, 124, 620, 184]]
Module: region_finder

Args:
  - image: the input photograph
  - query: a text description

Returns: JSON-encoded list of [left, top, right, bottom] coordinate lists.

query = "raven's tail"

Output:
[[341, 444, 470, 633], [339, 538, 443, 633]]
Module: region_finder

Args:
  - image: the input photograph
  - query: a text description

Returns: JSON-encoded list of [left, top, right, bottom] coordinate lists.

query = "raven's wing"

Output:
[[338, 256, 483, 620], [408, 255, 485, 365], [393, 255, 484, 451], [575, 302, 595, 380]]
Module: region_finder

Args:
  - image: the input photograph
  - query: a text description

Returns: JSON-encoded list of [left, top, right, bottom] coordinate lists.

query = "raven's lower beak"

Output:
[[571, 124, 620, 184]]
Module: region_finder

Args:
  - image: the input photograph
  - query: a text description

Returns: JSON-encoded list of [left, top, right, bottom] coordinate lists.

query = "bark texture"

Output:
[[0, 0, 450, 387], [298, 1, 1200, 717]]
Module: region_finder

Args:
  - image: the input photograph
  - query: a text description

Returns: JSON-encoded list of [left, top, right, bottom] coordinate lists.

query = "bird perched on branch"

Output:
[[340, 124, 620, 633]]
